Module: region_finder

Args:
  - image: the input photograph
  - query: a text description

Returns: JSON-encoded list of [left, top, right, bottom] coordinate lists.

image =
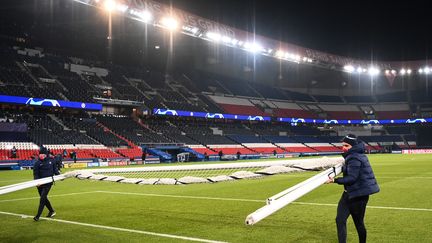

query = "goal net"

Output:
[[70, 157, 343, 185], [0, 157, 343, 196]]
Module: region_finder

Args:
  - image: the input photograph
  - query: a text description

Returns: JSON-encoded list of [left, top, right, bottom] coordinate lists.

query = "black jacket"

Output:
[[335, 142, 380, 199], [54, 155, 63, 170], [33, 156, 60, 181]]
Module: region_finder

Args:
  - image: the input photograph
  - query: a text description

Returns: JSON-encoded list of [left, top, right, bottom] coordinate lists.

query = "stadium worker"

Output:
[[33, 147, 60, 221], [54, 153, 63, 171], [326, 134, 380, 243]]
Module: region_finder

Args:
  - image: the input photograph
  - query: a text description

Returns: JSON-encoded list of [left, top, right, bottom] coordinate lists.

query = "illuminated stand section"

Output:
[[0, 95, 103, 111], [153, 108, 271, 121]]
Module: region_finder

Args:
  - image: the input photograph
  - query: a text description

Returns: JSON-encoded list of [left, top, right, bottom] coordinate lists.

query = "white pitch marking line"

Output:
[[96, 190, 432, 212], [96, 190, 263, 203], [0, 191, 98, 203], [0, 211, 228, 243]]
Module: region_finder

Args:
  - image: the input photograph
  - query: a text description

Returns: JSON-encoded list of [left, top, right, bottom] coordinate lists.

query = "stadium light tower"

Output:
[[160, 17, 178, 30]]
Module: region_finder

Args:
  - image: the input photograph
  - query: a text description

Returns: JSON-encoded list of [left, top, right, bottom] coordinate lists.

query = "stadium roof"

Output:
[[155, 0, 432, 61]]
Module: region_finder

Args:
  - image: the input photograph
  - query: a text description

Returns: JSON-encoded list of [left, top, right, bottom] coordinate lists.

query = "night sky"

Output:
[[155, 0, 432, 61], [1, 0, 432, 61]]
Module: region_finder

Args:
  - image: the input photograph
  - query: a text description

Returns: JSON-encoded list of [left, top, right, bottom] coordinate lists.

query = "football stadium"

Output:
[[0, 0, 432, 242]]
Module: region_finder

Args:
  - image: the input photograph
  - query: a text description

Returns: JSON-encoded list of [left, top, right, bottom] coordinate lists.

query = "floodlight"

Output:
[[424, 67, 430, 74], [206, 32, 221, 42], [244, 42, 263, 53], [140, 10, 152, 22], [231, 39, 239, 45], [368, 67, 380, 76], [222, 36, 232, 43], [400, 69, 406, 75], [275, 50, 285, 58], [344, 65, 354, 72], [104, 0, 116, 12], [130, 10, 152, 22], [160, 17, 178, 30], [407, 69, 412, 74], [419, 68, 423, 74]]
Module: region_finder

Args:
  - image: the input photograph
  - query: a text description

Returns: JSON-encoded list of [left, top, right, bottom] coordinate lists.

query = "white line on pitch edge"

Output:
[[0, 211, 227, 243], [96, 190, 432, 212], [96, 190, 264, 203]]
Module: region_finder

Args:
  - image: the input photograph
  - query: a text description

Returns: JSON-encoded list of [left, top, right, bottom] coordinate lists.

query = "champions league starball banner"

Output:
[[0, 95, 102, 111], [277, 117, 432, 125], [153, 108, 431, 124], [153, 108, 271, 121]]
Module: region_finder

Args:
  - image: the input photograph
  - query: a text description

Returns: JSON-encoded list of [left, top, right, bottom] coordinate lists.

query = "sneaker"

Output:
[[33, 216, 39, 222], [47, 211, 56, 218]]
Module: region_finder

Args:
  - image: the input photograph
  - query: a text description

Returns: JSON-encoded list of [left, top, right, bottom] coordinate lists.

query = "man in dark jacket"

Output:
[[54, 154, 63, 171], [33, 147, 60, 221], [326, 134, 380, 243]]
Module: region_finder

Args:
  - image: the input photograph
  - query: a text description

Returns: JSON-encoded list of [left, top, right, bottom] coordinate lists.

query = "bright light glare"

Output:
[[244, 42, 263, 53], [407, 69, 412, 74], [206, 32, 221, 42], [222, 36, 232, 43], [130, 10, 152, 22], [116, 4, 128, 12], [357, 67, 363, 73], [104, 0, 116, 12], [344, 65, 355, 72], [275, 50, 285, 58], [400, 69, 406, 75], [160, 17, 178, 30], [140, 10, 152, 22], [368, 67, 380, 76]]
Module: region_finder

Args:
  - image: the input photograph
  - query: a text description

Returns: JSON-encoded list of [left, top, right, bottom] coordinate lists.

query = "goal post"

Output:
[[245, 164, 343, 225], [0, 174, 68, 195]]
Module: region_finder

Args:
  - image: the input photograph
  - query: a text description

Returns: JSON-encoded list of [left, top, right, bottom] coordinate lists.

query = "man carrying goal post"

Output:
[[33, 147, 60, 221], [326, 134, 380, 243]]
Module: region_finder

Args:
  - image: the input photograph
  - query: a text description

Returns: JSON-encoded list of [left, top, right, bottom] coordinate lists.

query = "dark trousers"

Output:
[[36, 184, 54, 218], [336, 192, 369, 243]]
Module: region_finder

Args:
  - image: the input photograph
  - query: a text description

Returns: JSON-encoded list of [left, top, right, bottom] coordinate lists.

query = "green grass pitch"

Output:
[[1, 154, 431, 242]]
